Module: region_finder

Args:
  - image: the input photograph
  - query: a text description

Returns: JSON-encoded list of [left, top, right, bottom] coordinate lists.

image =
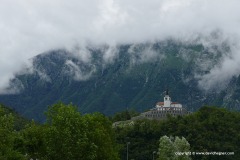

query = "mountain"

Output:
[[0, 41, 239, 122]]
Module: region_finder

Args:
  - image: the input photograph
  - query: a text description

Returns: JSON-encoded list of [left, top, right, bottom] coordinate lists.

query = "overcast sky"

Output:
[[1, 0, 240, 92]]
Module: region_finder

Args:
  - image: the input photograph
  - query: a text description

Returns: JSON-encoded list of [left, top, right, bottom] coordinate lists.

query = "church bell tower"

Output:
[[163, 89, 171, 107]]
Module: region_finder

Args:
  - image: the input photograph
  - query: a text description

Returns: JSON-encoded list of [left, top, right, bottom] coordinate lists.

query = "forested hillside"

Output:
[[114, 106, 240, 160], [0, 103, 119, 160], [0, 41, 240, 122], [1, 104, 239, 160]]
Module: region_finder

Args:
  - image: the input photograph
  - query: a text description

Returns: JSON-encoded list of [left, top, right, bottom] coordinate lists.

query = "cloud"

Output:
[[197, 43, 240, 91], [0, 0, 240, 92], [103, 46, 119, 64], [128, 43, 165, 65], [65, 60, 96, 81]]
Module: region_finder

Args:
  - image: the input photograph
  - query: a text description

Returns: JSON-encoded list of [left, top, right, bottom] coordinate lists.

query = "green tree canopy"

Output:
[[0, 105, 26, 160], [29, 102, 120, 160], [158, 136, 191, 160]]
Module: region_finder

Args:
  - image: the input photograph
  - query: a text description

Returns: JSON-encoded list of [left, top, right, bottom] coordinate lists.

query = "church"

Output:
[[132, 90, 190, 120]]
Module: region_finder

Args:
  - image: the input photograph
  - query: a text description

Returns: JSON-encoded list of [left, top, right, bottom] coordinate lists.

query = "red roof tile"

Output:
[[156, 102, 164, 106]]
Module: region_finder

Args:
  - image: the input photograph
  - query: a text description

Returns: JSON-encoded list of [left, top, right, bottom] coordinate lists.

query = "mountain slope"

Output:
[[0, 41, 239, 122]]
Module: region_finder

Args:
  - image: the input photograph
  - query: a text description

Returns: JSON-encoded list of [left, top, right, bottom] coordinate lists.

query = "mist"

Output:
[[1, 0, 240, 92]]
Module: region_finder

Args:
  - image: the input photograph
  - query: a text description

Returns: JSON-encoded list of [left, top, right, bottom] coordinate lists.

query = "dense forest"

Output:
[[114, 107, 240, 160], [0, 103, 239, 160], [0, 103, 119, 160]]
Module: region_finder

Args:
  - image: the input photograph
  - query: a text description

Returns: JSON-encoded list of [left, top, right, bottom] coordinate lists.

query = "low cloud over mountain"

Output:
[[1, 0, 240, 92]]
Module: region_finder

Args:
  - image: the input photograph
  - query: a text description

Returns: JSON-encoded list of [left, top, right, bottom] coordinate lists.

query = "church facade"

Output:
[[132, 90, 190, 120]]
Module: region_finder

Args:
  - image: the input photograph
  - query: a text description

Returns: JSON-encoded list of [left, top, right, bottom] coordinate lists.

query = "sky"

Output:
[[1, 0, 240, 92]]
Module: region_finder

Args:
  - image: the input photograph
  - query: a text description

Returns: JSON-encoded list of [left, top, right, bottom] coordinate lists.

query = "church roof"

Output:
[[171, 102, 180, 104], [156, 102, 181, 106], [156, 102, 164, 106]]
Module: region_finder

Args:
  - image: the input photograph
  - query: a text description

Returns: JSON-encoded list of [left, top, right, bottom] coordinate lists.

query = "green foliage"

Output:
[[0, 103, 120, 160], [44, 103, 97, 159], [0, 104, 29, 130], [115, 106, 240, 160], [22, 102, 119, 160], [158, 136, 191, 160], [83, 113, 119, 160], [174, 137, 191, 158], [21, 121, 47, 159], [1, 103, 239, 160], [158, 136, 176, 160], [115, 119, 163, 160], [0, 105, 26, 160], [111, 110, 140, 122]]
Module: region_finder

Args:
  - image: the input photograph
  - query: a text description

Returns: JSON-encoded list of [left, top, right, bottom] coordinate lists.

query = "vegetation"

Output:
[[114, 106, 240, 160], [0, 104, 29, 130], [0, 104, 27, 159], [158, 136, 191, 160], [0, 103, 239, 160], [0, 103, 119, 160], [111, 110, 140, 122]]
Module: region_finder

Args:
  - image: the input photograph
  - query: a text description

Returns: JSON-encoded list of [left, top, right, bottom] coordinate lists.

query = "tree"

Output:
[[44, 102, 119, 160], [0, 106, 26, 160], [111, 110, 140, 122], [83, 113, 120, 160], [158, 136, 176, 160], [44, 103, 97, 159], [21, 121, 47, 160], [174, 137, 191, 160], [115, 106, 240, 160], [158, 136, 191, 160]]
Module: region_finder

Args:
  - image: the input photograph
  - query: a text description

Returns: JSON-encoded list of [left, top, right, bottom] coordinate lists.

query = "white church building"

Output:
[[132, 90, 190, 120]]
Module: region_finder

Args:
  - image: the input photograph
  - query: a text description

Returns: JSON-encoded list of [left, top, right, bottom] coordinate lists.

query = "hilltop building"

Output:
[[132, 90, 190, 120]]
